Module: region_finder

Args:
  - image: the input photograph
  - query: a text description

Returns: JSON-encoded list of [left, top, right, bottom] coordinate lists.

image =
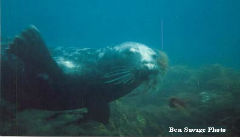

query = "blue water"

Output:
[[2, 0, 240, 67]]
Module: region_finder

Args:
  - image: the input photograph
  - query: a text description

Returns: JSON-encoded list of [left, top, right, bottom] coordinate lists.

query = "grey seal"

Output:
[[1, 26, 168, 123]]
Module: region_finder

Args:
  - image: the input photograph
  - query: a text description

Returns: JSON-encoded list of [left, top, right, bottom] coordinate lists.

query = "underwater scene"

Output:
[[1, 0, 240, 136]]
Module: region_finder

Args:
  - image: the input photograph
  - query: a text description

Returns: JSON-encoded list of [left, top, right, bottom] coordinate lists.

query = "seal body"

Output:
[[1, 26, 168, 123]]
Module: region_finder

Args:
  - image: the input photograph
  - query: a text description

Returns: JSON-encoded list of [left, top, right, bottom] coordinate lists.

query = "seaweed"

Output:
[[1, 64, 240, 136]]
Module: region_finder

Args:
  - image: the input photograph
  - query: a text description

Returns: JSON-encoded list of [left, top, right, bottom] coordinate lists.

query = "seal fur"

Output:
[[1, 26, 168, 123]]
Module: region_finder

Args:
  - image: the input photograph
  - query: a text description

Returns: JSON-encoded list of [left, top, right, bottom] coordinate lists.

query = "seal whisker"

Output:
[[104, 71, 130, 78], [104, 73, 131, 84], [105, 73, 131, 83], [112, 73, 135, 85], [122, 74, 134, 83], [111, 66, 130, 69], [115, 75, 131, 84], [113, 76, 131, 85], [126, 75, 136, 84], [123, 77, 132, 84], [106, 68, 131, 74], [128, 77, 135, 84], [109, 65, 135, 72]]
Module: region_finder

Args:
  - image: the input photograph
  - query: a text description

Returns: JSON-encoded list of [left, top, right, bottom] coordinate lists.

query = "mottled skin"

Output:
[[1, 26, 166, 123]]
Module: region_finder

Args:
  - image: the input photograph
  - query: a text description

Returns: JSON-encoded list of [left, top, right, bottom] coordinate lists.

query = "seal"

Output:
[[1, 26, 168, 123]]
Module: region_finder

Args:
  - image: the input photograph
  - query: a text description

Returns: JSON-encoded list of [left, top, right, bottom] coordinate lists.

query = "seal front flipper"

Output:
[[8, 25, 63, 80], [85, 95, 110, 124]]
